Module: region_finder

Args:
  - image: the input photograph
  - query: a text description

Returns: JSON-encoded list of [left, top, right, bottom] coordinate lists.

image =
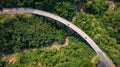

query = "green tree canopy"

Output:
[[84, 0, 109, 14]]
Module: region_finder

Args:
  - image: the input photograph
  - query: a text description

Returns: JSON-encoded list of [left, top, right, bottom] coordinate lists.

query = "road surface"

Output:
[[0, 8, 114, 67]]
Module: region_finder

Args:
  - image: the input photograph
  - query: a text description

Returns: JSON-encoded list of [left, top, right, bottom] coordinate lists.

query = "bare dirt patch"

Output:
[[51, 37, 69, 50], [107, 1, 116, 10], [8, 54, 17, 64], [91, 55, 100, 64], [1, 53, 17, 64]]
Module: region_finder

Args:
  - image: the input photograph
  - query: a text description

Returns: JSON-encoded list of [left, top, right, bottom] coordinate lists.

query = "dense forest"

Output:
[[0, 0, 120, 67]]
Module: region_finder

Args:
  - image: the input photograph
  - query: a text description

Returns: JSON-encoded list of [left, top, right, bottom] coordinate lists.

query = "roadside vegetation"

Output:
[[1, 37, 96, 67], [0, 0, 120, 67], [0, 14, 66, 53]]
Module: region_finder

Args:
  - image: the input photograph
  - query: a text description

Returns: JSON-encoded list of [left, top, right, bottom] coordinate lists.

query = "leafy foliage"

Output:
[[0, 15, 66, 53], [6, 37, 95, 67], [0, 0, 120, 67], [84, 0, 109, 14], [0, 0, 79, 21], [73, 11, 120, 66]]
